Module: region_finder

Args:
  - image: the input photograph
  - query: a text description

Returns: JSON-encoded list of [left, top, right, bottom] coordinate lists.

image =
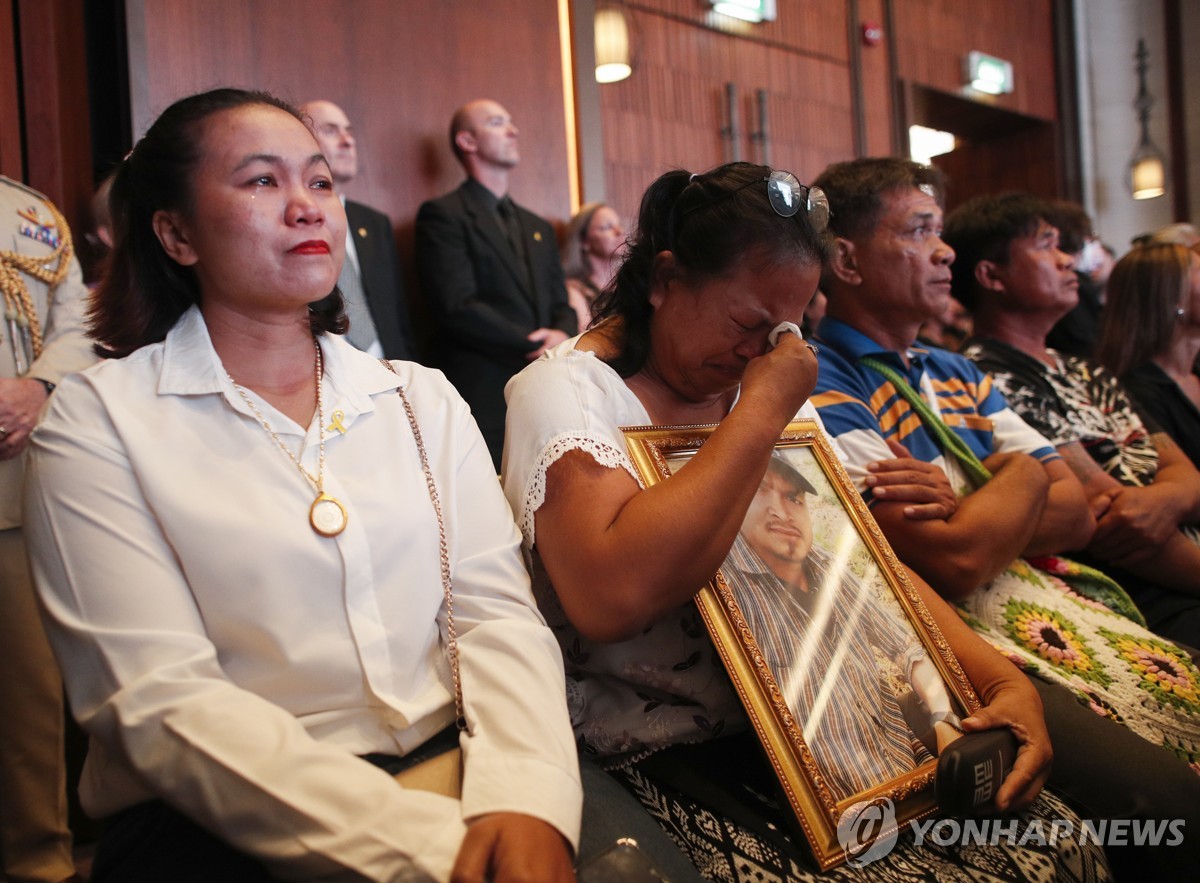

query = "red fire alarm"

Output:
[[862, 21, 883, 47]]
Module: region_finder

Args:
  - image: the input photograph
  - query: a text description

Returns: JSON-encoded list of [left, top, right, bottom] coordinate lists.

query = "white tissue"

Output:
[[768, 321, 803, 348]]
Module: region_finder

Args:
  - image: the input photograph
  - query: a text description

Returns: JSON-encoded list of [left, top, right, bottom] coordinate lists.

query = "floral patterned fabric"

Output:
[[963, 336, 1200, 627], [957, 559, 1200, 768]]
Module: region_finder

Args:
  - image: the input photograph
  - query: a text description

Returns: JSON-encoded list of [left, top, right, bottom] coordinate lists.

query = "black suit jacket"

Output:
[[415, 180, 576, 463], [345, 200, 417, 361]]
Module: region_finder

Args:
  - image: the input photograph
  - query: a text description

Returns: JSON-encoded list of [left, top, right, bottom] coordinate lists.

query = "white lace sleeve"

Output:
[[513, 431, 644, 547], [501, 344, 650, 548]]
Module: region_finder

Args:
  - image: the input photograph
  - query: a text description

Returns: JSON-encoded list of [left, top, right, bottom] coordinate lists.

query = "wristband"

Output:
[[930, 710, 964, 731]]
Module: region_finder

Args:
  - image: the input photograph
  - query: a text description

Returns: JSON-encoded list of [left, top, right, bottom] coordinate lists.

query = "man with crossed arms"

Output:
[[808, 156, 1200, 880]]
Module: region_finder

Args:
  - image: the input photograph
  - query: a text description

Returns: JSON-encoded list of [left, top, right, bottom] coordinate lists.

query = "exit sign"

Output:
[[710, 0, 777, 23], [965, 51, 1014, 95]]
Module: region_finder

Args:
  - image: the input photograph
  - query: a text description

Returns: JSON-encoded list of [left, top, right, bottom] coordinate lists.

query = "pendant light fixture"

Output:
[[1130, 37, 1167, 200], [595, 3, 633, 84]]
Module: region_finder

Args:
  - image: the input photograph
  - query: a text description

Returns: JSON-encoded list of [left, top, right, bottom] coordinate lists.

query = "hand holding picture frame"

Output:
[[622, 420, 981, 870]]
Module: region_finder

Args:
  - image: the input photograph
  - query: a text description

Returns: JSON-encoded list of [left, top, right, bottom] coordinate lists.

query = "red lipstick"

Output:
[[290, 240, 330, 255]]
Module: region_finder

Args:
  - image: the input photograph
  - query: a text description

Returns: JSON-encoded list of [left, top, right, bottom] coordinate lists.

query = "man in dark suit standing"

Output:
[[416, 99, 576, 468], [301, 100, 417, 360]]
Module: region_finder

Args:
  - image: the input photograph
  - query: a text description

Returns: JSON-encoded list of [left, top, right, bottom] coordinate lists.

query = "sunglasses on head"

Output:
[[680, 169, 830, 233]]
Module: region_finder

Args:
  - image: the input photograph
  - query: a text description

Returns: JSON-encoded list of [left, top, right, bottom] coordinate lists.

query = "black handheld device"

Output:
[[935, 728, 1019, 816]]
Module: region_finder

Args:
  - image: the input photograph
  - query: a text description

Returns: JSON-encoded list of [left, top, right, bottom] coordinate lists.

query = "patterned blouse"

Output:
[[962, 337, 1161, 487]]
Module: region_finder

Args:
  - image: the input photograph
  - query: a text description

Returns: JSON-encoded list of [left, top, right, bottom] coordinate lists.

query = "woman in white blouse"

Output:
[[23, 88, 580, 882], [500, 163, 1096, 880]]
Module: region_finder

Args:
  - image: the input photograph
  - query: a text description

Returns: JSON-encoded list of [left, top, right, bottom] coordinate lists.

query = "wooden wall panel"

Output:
[[128, 0, 572, 239], [600, 1, 855, 221], [631, 0, 850, 60], [3, 0, 1068, 281], [597, 0, 1062, 222], [9, 0, 93, 230], [0, 0, 21, 180], [934, 124, 1060, 208], [892, 0, 1058, 122], [901, 78, 1062, 202], [857, 0, 894, 157]]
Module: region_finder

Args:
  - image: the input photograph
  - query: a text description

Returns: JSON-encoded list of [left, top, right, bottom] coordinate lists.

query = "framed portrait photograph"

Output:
[[623, 419, 981, 870]]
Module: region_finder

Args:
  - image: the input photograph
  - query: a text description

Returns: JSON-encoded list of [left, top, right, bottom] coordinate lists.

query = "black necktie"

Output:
[[497, 198, 527, 265]]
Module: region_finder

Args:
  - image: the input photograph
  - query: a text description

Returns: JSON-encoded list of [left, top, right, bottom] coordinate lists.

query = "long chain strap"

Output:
[[381, 360, 465, 731]]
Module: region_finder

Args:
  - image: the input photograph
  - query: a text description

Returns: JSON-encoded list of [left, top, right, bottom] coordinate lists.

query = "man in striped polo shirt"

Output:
[[808, 157, 1094, 598], [805, 156, 1200, 880]]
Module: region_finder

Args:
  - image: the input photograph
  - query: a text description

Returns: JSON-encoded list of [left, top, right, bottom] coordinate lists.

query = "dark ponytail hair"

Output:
[[591, 162, 828, 377], [90, 88, 346, 358]]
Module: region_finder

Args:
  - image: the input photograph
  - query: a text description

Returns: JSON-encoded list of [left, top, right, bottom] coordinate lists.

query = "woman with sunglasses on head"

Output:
[[502, 163, 1103, 879], [22, 88, 582, 882]]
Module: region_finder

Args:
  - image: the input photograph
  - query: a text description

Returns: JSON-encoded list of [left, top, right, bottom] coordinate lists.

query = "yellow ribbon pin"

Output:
[[327, 410, 348, 434]]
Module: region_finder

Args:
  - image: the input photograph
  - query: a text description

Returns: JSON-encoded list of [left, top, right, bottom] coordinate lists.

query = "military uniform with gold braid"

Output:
[[0, 175, 95, 883]]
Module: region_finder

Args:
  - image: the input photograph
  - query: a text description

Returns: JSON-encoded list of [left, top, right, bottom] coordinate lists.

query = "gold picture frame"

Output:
[[622, 419, 980, 870]]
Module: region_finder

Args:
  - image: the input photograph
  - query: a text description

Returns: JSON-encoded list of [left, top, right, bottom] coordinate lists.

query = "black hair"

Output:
[[90, 87, 346, 358], [814, 157, 946, 242], [812, 157, 946, 295], [942, 192, 1048, 311], [1040, 200, 1094, 257], [590, 162, 829, 377], [561, 201, 609, 282]]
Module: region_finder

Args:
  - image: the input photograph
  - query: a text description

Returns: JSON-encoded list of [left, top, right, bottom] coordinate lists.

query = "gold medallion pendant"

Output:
[[310, 492, 348, 537]]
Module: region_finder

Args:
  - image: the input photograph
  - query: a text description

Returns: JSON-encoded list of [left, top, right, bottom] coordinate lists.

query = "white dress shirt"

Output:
[[23, 307, 581, 881]]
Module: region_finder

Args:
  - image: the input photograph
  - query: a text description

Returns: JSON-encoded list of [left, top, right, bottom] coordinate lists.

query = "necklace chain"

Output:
[[231, 352, 459, 721], [227, 339, 326, 495]]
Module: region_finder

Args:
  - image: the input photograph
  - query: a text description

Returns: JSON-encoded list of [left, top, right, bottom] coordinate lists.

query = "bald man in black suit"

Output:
[[416, 99, 576, 468]]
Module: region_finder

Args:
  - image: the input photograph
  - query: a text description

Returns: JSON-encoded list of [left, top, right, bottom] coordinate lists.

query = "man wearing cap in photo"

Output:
[[724, 453, 962, 801]]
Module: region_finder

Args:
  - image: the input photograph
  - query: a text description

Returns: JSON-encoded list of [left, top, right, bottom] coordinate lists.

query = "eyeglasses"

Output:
[[763, 171, 830, 231], [680, 169, 830, 233]]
